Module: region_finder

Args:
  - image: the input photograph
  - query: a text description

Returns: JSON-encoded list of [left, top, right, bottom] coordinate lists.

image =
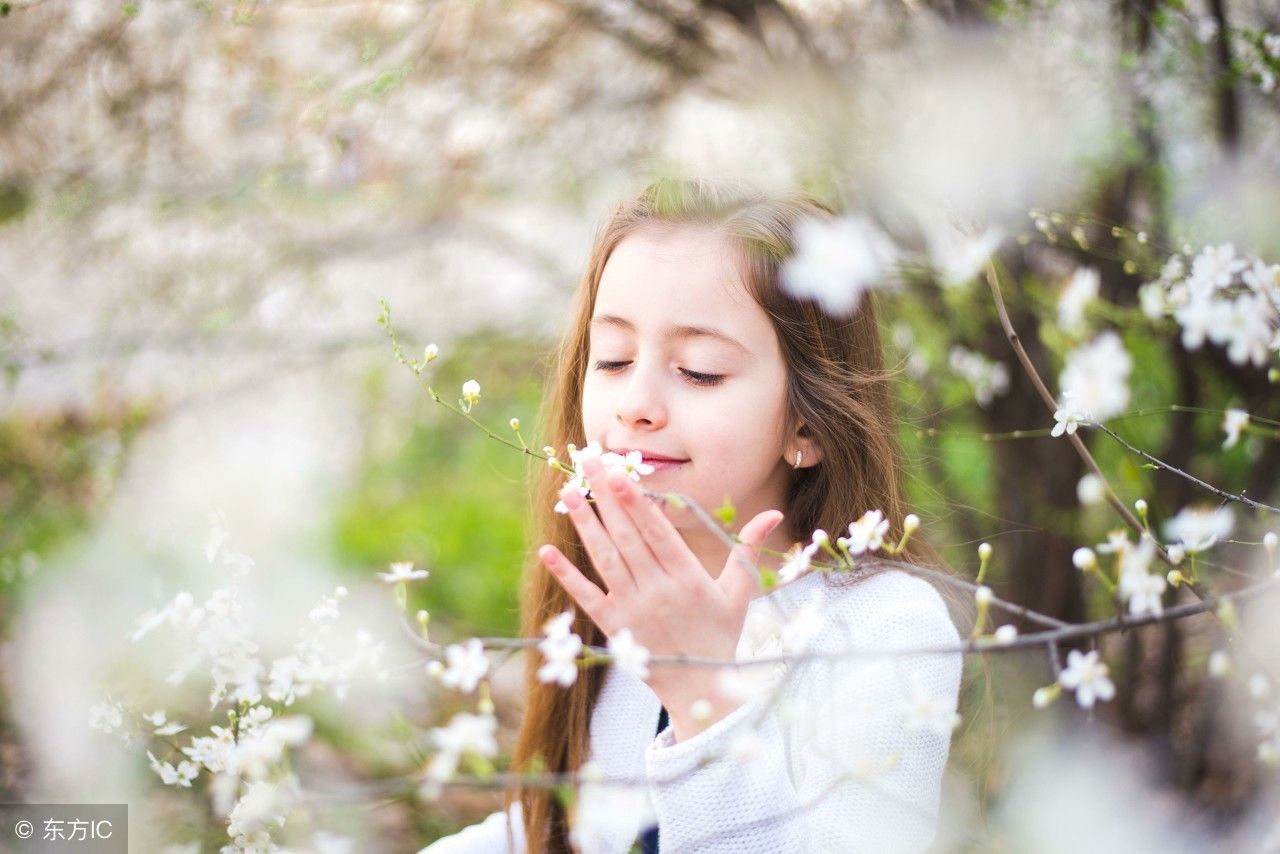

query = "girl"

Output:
[[422, 177, 963, 853]]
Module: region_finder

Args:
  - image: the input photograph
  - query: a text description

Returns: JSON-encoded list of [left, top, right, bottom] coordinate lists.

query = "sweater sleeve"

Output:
[[416, 801, 525, 854], [643, 576, 962, 853]]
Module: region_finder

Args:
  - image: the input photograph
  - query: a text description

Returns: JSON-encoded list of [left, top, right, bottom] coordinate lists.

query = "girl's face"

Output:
[[582, 225, 798, 553]]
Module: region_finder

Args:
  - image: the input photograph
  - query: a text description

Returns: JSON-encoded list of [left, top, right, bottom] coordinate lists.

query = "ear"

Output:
[[787, 424, 824, 469]]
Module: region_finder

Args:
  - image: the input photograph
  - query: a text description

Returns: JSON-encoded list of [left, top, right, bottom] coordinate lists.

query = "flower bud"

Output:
[[461, 379, 481, 408], [1134, 498, 1148, 516], [542, 445, 556, 457], [903, 514, 920, 535], [994, 624, 1018, 645], [1166, 545, 1185, 566], [1166, 569, 1187, 588], [978, 543, 992, 562], [1032, 685, 1059, 709], [509, 417, 521, 431], [424, 343, 439, 363], [812, 529, 829, 546], [975, 586, 993, 606], [1072, 547, 1097, 571], [1076, 474, 1104, 506]]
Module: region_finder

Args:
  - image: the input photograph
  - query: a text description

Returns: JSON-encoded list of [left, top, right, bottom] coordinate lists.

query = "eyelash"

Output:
[[592, 360, 725, 387]]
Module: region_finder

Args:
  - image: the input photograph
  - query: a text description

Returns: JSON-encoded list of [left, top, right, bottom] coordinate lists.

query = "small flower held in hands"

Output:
[[1058, 649, 1115, 709]]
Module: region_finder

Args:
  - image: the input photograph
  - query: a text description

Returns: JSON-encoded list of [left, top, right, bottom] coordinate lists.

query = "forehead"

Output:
[[593, 226, 769, 339]]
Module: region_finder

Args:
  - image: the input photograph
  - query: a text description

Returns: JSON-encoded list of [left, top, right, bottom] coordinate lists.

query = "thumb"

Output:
[[720, 510, 785, 603]]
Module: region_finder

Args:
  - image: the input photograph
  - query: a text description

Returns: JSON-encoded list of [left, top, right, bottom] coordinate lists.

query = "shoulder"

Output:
[[813, 565, 959, 652]]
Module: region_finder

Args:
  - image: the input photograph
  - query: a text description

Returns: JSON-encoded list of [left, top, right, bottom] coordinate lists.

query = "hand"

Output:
[[537, 456, 784, 740]]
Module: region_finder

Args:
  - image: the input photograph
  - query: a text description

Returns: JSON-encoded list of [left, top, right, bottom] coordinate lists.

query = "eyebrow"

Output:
[[589, 314, 751, 355]]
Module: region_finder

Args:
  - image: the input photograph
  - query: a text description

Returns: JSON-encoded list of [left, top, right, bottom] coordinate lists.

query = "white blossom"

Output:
[[607, 628, 652, 681], [1146, 246, 1280, 369], [89, 700, 124, 734], [461, 379, 481, 408], [421, 711, 499, 799], [537, 610, 583, 686], [1163, 506, 1234, 553], [1076, 473, 1105, 506], [1058, 267, 1099, 335], [781, 215, 898, 317], [439, 638, 490, 694], [377, 561, 428, 583], [1057, 331, 1132, 424], [948, 346, 1010, 408], [1222, 408, 1249, 450], [553, 441, 653, 514], [778, 540, 820, 583], [1058, 649, 1115, 709], [1051, 394, 1090, 437], [921, 219, 1003, 288], [148, 750, 200, 787], [845, 510, 890, 555]]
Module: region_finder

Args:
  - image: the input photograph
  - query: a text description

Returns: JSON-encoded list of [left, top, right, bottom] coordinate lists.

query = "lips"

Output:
[[610, 448, 690, 467]]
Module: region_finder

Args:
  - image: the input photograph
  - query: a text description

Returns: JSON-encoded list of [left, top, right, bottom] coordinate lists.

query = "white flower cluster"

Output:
[[1241, 31, 1280, 94], [115, 522, 382, 851], [552, 441, 654, 514], [420, 710, 499, 800], [1052, 330, 1133, 435], [536, 610, 583, 686], [1138, 244, 1280, 369], [948, 346, 1011, 409], [1112, 534, 1166, 618]]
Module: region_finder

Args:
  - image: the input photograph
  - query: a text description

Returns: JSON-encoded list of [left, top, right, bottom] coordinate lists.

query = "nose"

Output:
[[614, 361, 668, 430]]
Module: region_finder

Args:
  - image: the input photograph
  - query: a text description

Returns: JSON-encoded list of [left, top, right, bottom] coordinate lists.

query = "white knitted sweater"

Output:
[[420, 564, 962, 854]]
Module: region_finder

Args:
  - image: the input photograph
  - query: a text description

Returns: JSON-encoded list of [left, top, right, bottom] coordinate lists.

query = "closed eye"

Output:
[[591, 360, 724, 387]]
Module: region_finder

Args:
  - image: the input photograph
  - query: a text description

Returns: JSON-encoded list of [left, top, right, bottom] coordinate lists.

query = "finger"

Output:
[[608, 466, 701, 581], [719, 510, 785, 603], [585, 458, 668, 579], [560, 482, 637, 592], [539, 544, 613, 628]]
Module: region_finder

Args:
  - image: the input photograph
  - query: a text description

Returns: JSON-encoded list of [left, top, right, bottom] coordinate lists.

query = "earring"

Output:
[[792, 449, 803, 470]]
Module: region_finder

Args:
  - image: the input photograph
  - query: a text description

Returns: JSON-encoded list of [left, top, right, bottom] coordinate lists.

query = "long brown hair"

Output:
[[505, 176, 954, 852]]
